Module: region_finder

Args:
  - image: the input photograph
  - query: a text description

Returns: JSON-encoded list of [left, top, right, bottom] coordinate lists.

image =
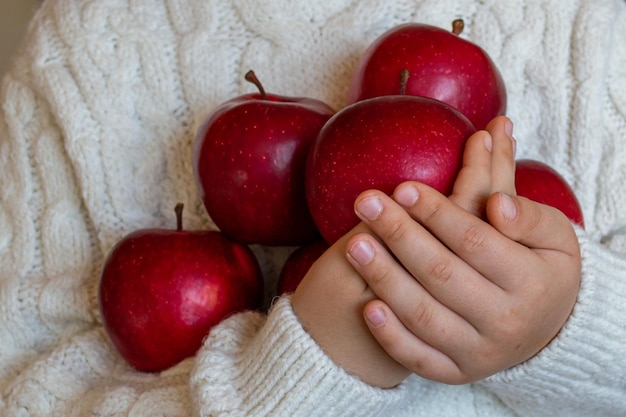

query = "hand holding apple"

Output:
[[305, 94, 475, 244], [98, 204, 264, 372], [341, 122, 580, 385]]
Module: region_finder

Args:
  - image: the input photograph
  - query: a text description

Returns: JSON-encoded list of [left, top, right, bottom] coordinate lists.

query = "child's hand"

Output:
[[292, 222, 412, 388], [346, 118, 581, 385]]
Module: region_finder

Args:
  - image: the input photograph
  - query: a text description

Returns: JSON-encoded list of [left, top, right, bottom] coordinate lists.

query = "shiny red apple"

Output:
[[193, 70, 334, 246], [98, 204, 264, 372], [277, 239, 329, 295], [515, 159, 584, 228], [347, 19, 506, 130], [306, 95, 475, 244]]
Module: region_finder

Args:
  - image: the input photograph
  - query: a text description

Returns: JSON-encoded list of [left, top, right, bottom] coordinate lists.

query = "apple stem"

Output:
[[244, 70, 268, 100], [399, 69, 410, 95], [452, 19, 464, 35], [175, 203, 184, 231]]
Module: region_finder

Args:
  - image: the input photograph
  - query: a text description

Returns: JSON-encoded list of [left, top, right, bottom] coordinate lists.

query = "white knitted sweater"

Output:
[[1, 0, 625, 416]]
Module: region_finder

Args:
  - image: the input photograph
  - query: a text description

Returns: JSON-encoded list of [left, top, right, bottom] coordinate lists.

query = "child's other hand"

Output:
[[291, 221, 412, 388], [346, 117, 581, 384]]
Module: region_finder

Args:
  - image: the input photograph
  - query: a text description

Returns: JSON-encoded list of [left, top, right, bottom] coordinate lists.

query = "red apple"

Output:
[[193, 70, 335, 246], [347, 19, 506, 130], [277, 239, 329, 295], [306, 95, 475, 244], [515, 159, 584, 228], [98, 204, 264, 372]]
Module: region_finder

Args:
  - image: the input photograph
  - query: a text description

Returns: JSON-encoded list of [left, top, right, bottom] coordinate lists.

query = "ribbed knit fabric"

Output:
[[191, 299, 410, 417], [1, 0, 625, 416]]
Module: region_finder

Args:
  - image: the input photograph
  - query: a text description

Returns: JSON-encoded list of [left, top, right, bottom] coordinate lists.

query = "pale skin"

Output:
[[292, 116, 581, 388]]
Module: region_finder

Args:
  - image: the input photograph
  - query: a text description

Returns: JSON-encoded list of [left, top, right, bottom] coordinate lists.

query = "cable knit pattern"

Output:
[[1, 0, 625, 416]]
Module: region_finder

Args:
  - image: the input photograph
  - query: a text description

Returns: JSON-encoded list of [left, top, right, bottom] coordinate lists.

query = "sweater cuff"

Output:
[[190, 296, 409, 417], [479, 228, 626, 415]]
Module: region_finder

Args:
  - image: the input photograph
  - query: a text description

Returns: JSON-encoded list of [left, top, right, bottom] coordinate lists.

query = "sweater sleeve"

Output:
[[192, 296, 528, 417], [191, 296, 411, 417]]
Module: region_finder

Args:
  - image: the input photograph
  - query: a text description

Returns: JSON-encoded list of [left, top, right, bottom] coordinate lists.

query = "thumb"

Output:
[[486, 192, 579, 255]]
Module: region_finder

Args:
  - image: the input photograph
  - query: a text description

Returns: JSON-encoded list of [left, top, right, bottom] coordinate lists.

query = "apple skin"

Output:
[[347, 21, 507, 130], [193, 73, 335, 246], [306, 95, 476, 244], [515, 159, 585, 228], [277, 239, 329, 295], [98, 207, 264, 372]]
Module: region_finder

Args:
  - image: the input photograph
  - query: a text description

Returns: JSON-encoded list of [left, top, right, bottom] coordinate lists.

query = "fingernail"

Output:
[[505, 119, 513, 137], [484, 132, 493, 152], [500, 193, 517, 221], [365, 307, 387, 328], [356, 196, 383, 221], [348, 239, 374, 265], [394, 183, 420, 207]]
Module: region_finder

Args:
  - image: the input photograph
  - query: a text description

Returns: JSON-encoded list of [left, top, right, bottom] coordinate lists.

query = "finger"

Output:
[[449, 116, 516, 215], [485, 116, 516, 195], [362, 299, 469, 384], [448, 130, 494, 215], [353, 189, 505, 314], [384, 182, 537, 291], [486, 192, 581, 257], [345, 232, 480, 370]]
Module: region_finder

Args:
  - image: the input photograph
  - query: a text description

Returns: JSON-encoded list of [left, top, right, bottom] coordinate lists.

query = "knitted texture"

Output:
[[1, 0, 625, 415]]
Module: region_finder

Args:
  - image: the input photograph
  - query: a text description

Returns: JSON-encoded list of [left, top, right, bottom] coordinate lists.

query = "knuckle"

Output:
[[515, 197, 547, 239], [421, 196, 444, 223], [425, 256, 454, 286], [407, 301, 435, 329], [493, 306, 527, 342], [522, 209, 543, 240], [381, 218, 408, 244], [366, 261, 395, 289], [459, 224, 486, 253]]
